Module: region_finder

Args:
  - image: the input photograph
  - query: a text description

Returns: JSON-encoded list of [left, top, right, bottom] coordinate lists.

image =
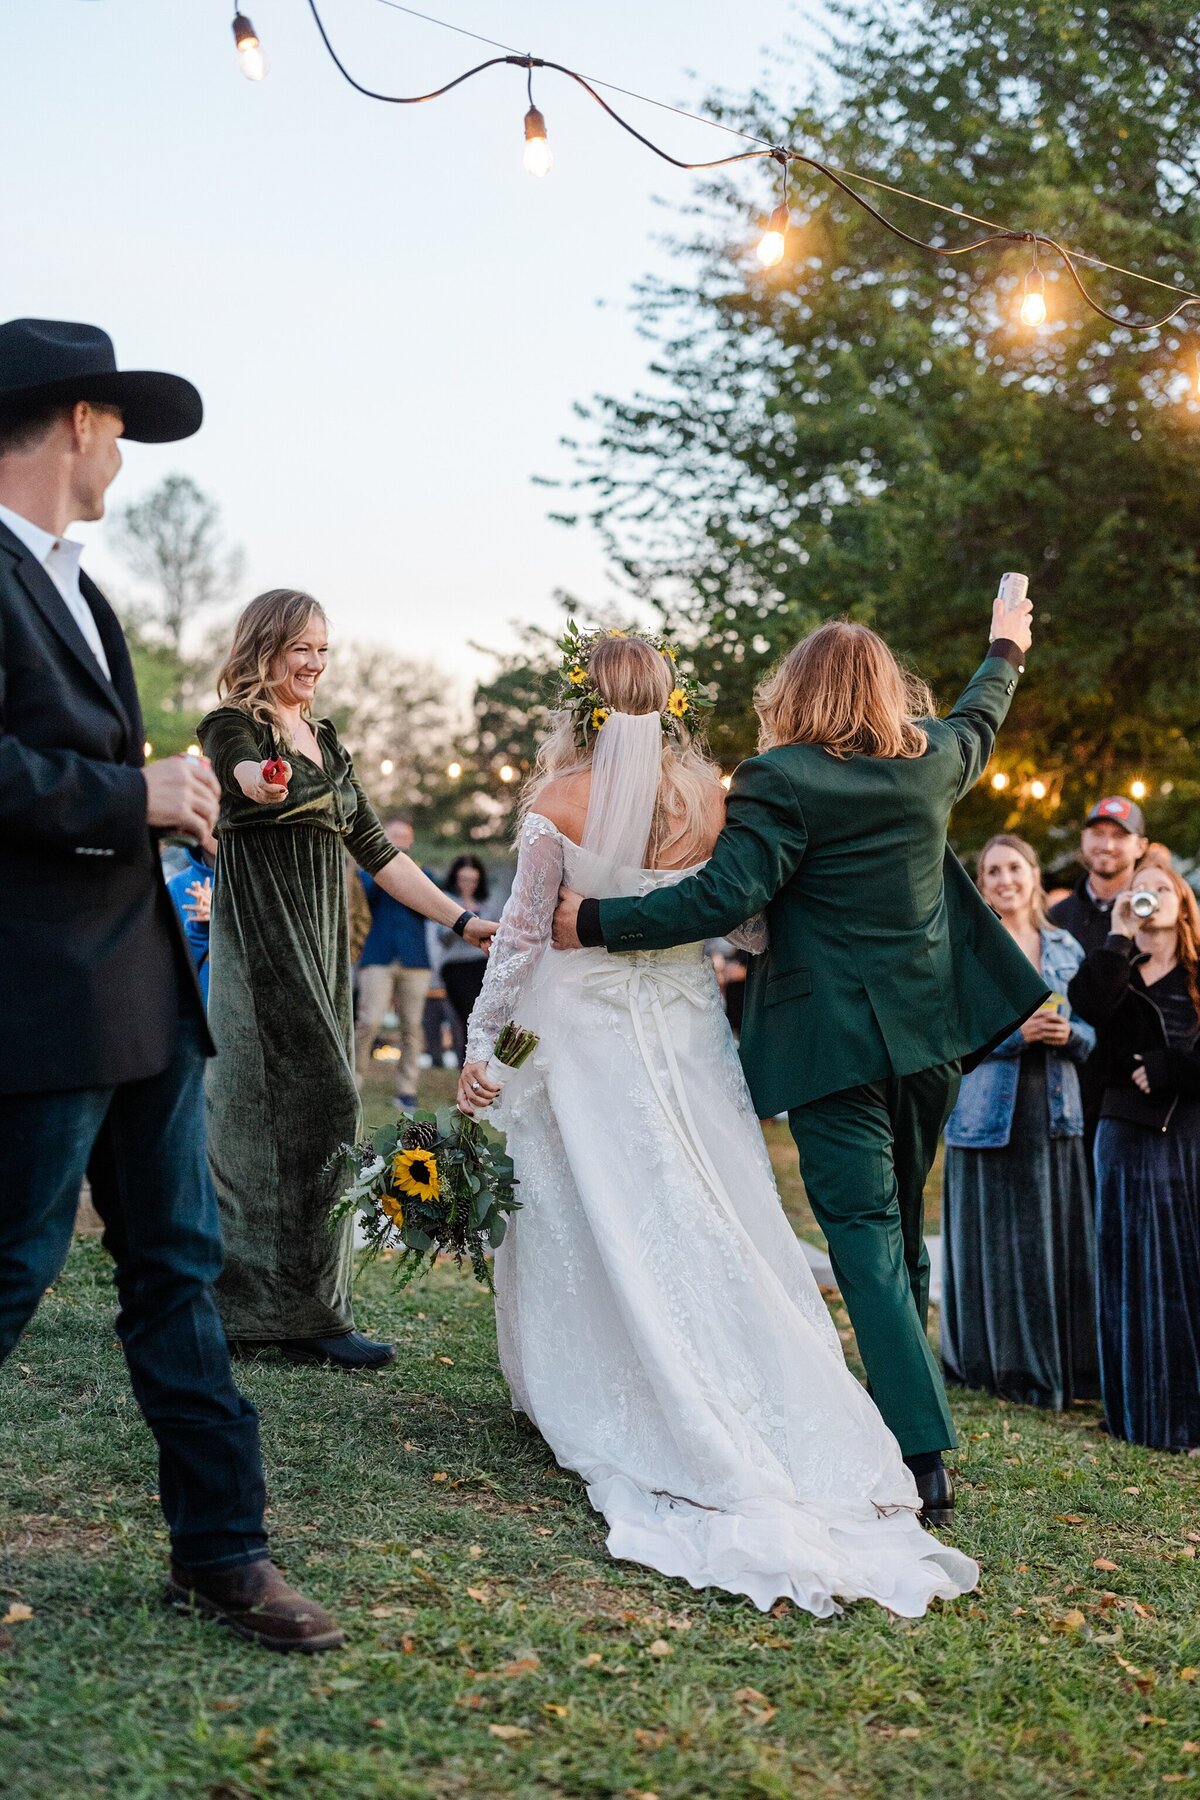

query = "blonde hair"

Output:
[[523, 634, 721, 864], [756, 620, 934, 759], [977, 833, 1047, 927], [1133, 855, 1200, 1022], [216, 589, 326, 731]]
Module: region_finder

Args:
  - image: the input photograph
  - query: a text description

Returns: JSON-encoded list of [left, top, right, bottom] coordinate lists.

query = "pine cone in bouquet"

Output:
[[402, 1119, 438, 1151]]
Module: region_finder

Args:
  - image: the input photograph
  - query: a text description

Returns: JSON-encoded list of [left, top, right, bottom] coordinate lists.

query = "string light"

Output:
[[447, 760, 463, 779], [522, 64, 552, 176], [990, 771, 1009, 791], [285, 2, 1200, 354], [1020, 251, 1047, 327], [1029, 778, 1047, 800], [186, 743, 202, 758], [380, 758, 395, 775], [1131, 778, 1147, 800], [755, 151, 790, 268], [499, 764, 515, 783], [232, 11, 268, 81]]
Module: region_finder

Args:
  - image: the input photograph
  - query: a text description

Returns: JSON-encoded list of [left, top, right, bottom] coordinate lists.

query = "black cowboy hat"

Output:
[[0, 318, 202, 444]]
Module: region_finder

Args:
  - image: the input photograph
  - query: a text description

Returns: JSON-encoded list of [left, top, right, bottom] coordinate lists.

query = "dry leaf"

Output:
[[210, 1698, 242, 1712], [1182, 1741, 1200, 1754], [488, 1723, 530, 1741], [1, 1604, 32, 1625], [897, 1726, 921, 1739], [1093, 1558, 1119, 1572], [1137, 1714, 1168, 1727], [368, 1605, 395, 1619], [579, 1652, 603, 1667], [1057, 1513, 1087, 1526], [432, 1472, 449, 1484], [1051, 1610, 1088, 1634], [499, 1656, 540, 1678], [457, 1692, 484, 1710], [542, 1702, 569, 1718], [466, 1586, 490, 1605], [645, 1638, 673, 1658], [368, 1717, 386, 1730], [437, 1356, 454, 1366], [252, 1726, 275, 1756], [634, 1728, 668, 1748], [468, 1544, 483, 1560], [1162, 1776, 1187, 1785], [1179, 1669, 1198, 1682]]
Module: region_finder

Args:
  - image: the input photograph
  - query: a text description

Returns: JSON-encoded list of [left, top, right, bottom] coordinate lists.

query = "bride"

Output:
[[458, 631, 977, 1617]]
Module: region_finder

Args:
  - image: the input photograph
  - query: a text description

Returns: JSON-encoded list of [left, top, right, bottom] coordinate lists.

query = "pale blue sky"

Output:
[[4, 0, 818, 686]]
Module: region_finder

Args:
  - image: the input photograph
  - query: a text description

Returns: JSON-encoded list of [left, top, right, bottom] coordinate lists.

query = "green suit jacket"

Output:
[[596, 653, 1050, 1117]]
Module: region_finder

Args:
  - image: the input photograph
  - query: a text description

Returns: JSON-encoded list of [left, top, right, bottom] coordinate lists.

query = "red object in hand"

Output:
[[262, 757, 288, 787]]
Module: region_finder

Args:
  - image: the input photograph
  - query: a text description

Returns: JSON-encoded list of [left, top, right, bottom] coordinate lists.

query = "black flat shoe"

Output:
[[912, 1463, 955, 1529], [278, 1332, 396, 1370]]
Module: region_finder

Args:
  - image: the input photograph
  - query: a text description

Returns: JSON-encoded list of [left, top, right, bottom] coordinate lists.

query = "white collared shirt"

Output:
[[0, 501, 112, 681]]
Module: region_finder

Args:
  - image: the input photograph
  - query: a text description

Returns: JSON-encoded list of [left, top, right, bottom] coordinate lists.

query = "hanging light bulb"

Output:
[[756, 203, 790, 269], [499, 764, 515, 783], [991, 771, 1009, 791], [447, 760, 462, 780], [232, 12, 268, 82], [1029, 778, 1047, 800], [523, 105, 552, 177], [380, 758, 395, 776], [1019, 255, 1047, 327], [1130, 778, 1147, 801]]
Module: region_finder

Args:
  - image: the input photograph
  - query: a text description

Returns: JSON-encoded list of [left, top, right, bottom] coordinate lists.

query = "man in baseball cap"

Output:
[[1048, 796, 1152, 1165]]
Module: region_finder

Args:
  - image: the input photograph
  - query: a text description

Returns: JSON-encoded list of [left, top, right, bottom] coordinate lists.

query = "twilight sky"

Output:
[[4, 0, 817, 687]]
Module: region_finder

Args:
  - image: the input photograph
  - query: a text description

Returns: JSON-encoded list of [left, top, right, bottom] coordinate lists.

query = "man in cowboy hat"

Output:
[[0, 318, 343, 1652]]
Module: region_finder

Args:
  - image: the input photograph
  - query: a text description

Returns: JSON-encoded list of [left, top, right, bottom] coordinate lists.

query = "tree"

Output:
[[114, 474, 243, 665], [559, 0, 1200, 857]]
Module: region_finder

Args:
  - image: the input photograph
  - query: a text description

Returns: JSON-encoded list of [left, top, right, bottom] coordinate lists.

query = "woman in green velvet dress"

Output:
[[198, 590, 496, 1370]]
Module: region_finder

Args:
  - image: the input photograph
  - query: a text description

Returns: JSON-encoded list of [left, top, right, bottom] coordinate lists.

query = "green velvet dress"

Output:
[[197, 707, 397, 1342]]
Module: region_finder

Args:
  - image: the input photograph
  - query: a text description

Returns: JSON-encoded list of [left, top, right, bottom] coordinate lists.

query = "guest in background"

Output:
[[165, 843, 214, 1005], [346, 852, 372, 967], [199, 592, 495, 1371], [941, 835, 1098, 1410], [354, 817, 433, 1109], [1049, 797, 1150, 1162], [437, 854, 499, 1065], [1069, 859, 1200, 1450]]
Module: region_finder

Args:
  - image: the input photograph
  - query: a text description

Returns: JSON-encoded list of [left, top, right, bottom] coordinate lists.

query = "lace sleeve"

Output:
[[727, 914, 769, 954], [465, 813, 565, 1064]]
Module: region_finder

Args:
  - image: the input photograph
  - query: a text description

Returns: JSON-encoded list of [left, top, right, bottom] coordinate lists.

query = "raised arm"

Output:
[[945, 584, 1034, 800], [584, 755, 808, 954]]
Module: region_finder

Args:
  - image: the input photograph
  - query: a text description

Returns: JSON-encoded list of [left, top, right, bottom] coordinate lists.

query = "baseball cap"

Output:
[[1084, 796, 1146, 836]]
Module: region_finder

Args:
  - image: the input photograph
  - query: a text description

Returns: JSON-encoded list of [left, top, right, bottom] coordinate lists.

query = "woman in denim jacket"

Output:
[[941, 835, 1099, 1409]]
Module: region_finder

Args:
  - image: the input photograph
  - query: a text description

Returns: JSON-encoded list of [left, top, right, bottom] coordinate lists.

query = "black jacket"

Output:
[[0, 518, 208, 1095], [1047, 877, 1119, 956], [1067, 934, 1200, 1133]]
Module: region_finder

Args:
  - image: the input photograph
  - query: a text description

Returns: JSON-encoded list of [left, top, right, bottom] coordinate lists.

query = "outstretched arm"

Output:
[[945, 584, 1034, 800], [561, 756, 808, 955], [458, 814, 565, 1109]]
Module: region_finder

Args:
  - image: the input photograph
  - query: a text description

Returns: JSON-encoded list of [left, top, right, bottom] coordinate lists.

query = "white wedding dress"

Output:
[[465, 714, 977, 1618]]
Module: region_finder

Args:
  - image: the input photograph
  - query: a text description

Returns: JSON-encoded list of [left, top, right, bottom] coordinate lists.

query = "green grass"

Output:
[[1, 1063, 1197, 1799]]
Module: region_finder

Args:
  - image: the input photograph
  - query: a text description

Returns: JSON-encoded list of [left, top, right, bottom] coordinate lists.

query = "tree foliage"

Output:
[[555, 0, 1200, 856], [114, 474, 243, 664]]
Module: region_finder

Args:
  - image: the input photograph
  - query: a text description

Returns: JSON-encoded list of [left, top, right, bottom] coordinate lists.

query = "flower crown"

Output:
[[555, 622, 712, 750]]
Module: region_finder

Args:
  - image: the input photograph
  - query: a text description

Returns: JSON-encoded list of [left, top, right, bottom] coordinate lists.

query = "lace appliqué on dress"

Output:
[[465, 812, 564, 1065]]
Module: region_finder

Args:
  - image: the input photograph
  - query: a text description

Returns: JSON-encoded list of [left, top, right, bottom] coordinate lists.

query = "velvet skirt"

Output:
[[941, 1050, 1099, 1410], [1094, 1111, 1200, 1450], [205, 823, 359, 1341]]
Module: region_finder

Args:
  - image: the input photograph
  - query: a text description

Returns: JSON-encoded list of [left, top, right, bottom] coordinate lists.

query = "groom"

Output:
[[553, 586, 1046, 1525]]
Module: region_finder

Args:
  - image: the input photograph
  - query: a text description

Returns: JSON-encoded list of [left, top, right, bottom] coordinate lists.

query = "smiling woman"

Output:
[[196, 590, 495, 1370]]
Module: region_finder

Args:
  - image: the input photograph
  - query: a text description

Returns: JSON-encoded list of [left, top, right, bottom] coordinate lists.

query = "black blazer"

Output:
[[1067, 934, 1200, 1132], [0, 518, 209, 1096]]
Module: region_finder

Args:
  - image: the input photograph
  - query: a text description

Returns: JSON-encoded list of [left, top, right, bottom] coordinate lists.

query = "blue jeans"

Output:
[[0, 1004, 268, 1571]]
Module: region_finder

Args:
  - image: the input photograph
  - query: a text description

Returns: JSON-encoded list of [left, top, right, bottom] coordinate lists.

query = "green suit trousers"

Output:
[[788, 1062, 961, 1458]]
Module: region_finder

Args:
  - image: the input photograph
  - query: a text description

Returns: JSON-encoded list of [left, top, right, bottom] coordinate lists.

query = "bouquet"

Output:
[[331, 1106, 520, 1291], [481, 1020, 540, 1099]]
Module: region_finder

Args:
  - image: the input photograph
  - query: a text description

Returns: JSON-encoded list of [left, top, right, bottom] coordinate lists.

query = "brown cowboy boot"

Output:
[[166, 1558, 345, 1653]]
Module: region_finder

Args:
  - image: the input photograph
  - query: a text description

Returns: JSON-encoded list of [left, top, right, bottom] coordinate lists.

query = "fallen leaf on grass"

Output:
[[1182, 1741, 1199, 1754], [1050, 1610, 1088, 1634], [466, 1586, 491, 1605], [252, 1727, 275, 1757], [2, 1604, 32, 1625], [1056, 1513, 1088, 1527], [209, 1698, 242, 1712], [634, 1728, 667, 1748], [468, 1544, 483, 1560], [368, 1605, 396, 1619], [437, 1356, 455, 1366], [1137, 1715, 1168, 1728], [1179, 1669, 1198, 1682], [733, 1686, 777, 1726], [579, 1652, 603, 1668], [542, 1702, 569, 1718], [488, 1723, 530, 1742], [644, 1639, 673, 1658], [457, 1693, 484, 1710], [1093, 1558, 1120, 1573], [432, 1472, 449, 1484]]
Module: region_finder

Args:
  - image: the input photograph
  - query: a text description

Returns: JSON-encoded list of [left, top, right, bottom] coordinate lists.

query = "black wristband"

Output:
[[451, 910, 474, 938], [577, 898, 606, 948]]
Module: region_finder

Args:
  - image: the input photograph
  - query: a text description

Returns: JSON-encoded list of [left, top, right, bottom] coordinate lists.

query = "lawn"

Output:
[[1, 1062, 1197, 1799]]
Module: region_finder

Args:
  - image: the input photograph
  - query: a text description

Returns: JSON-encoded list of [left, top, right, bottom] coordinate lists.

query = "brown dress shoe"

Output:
[[166, 1558, 345, 1653]]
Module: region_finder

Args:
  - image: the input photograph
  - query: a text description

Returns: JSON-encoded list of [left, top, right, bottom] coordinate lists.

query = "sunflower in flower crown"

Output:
[[554, 619, 712, 751], [392, 1146, 440, 1204]]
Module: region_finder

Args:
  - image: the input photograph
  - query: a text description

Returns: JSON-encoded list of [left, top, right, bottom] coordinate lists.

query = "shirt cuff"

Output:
[[988, 638, 1026, 674], [577, 897, 605, 947]]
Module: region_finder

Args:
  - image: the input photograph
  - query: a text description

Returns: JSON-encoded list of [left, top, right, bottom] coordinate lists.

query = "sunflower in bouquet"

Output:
[[331, 1105, 520, 1290]]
